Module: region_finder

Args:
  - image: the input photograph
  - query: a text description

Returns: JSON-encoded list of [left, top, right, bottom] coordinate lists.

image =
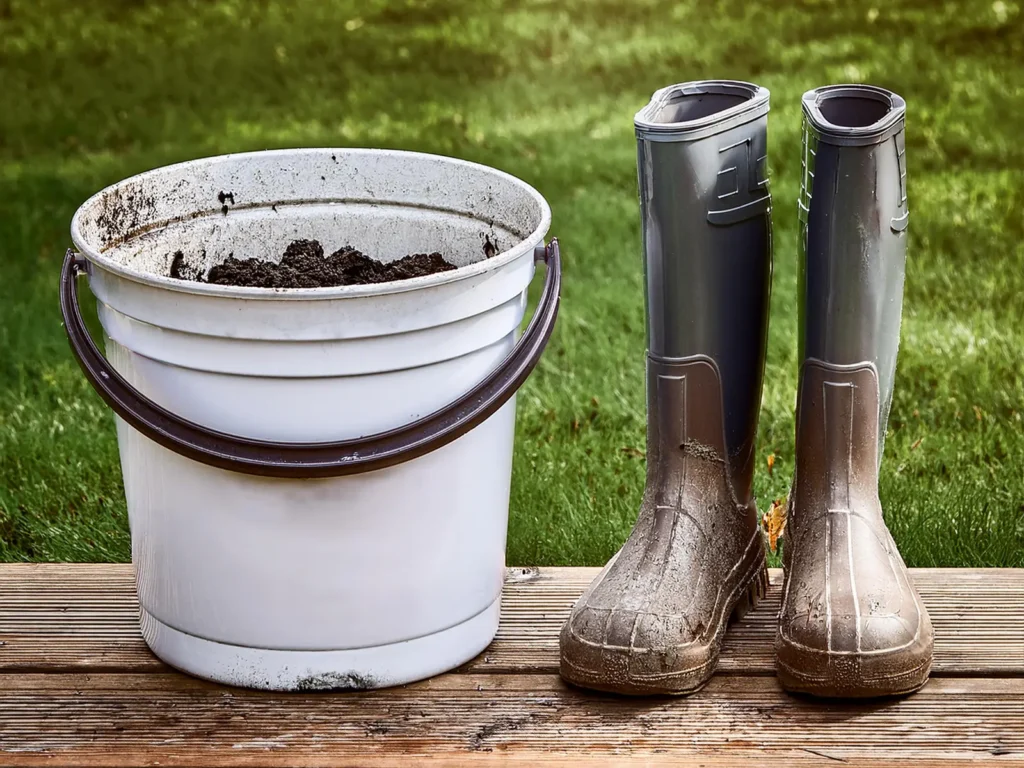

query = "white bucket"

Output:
[[61, 149, 559, 691]]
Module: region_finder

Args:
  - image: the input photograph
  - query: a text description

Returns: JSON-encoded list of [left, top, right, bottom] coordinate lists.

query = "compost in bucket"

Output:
[[170, 238, 459, 288]]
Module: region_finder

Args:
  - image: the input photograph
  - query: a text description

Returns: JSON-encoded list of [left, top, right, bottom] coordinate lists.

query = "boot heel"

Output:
[[730, 565, 768, 624]]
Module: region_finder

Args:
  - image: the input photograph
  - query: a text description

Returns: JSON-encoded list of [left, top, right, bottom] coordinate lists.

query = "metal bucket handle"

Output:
[[60, 240, 561, 478]]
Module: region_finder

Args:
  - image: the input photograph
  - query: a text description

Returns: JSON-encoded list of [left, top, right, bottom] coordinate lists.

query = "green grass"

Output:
[[1, 0, 1022, 566]]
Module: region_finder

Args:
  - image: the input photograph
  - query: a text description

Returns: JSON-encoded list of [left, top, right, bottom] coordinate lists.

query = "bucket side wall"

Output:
[[107, 295, 523, 649], [98, 292, 528, 378], [104, 328, 519, 442], [121, 400, 515, 650], [88, 253, 536, 340]]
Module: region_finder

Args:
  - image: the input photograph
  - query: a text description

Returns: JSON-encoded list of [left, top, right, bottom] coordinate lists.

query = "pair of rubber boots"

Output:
[[560, 82, 933, 698]]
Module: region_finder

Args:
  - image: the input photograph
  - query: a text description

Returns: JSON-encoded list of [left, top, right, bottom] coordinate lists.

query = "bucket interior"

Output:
[[72, 150, 547, 284]]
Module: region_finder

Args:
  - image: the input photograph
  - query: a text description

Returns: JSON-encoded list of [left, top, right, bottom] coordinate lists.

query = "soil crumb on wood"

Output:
[[171, 239, 458, 288]]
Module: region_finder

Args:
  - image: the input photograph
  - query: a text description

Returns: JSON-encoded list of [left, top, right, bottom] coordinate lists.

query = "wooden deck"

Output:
[[0, 565, 1022, 766]]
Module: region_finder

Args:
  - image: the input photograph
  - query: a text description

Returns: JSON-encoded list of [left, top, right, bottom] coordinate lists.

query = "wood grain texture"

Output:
[[0, 674, 1021, 766], [1, 565, 1022, 676]]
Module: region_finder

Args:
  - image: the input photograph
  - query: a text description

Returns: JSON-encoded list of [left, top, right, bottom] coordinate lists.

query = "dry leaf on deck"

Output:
[[762, 496, 788, 554]]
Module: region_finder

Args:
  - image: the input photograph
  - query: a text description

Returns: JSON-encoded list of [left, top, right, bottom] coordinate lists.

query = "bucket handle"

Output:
[[60, 240, 561, 478]]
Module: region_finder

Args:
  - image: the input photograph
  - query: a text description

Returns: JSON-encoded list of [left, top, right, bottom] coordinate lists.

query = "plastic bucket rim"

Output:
[[70, 147, 552, 302]]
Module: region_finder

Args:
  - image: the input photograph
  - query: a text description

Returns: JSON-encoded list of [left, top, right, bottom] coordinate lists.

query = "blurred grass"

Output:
[[0, 0, 1022, 566]]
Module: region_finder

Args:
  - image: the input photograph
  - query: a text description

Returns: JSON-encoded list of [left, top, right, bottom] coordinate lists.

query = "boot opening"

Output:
[[817, 93, 892, 128], [650, 91, 749, 124], [635, 81, 769, 136], [802, 85, 905, 142]]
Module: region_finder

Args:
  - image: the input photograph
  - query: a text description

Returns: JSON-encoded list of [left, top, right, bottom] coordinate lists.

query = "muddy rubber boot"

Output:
[[560, 81, 773, 696], [776, 85, 934, 698]]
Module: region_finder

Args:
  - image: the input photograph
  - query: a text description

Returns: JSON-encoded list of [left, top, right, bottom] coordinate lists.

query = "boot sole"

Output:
[[776, 648, 932, 699], [560, 553, 768, 697]]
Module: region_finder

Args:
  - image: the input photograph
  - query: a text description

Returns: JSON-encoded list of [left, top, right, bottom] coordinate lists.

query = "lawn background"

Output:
[[1, 0, 1022, 566]]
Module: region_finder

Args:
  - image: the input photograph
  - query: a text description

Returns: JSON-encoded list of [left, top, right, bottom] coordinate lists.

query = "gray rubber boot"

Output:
[[560, 81, 773, 695], [776, 85, 934, 698]]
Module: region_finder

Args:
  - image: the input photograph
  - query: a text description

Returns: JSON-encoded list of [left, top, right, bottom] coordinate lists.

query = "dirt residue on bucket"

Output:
[[93, 182, 157, 247], [294, 671, 377, 692], [169, 250, 204, 282], [171, 239, 458, 288]]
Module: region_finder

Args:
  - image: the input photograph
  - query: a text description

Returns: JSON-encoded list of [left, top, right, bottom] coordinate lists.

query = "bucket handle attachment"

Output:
[[60, 241, 561, 478]]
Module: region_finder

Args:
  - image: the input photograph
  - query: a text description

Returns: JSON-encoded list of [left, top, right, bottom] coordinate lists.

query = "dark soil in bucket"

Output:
[[171, 239, 458, 288]]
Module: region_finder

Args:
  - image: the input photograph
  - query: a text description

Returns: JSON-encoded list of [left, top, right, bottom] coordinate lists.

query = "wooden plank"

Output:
[[0, 674, 1021, 766], [1, 565, 1021, 676]]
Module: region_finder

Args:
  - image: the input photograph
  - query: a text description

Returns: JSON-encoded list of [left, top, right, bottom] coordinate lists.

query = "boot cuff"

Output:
[[802, 84, 906, 146], [635, 80, 770, 142]]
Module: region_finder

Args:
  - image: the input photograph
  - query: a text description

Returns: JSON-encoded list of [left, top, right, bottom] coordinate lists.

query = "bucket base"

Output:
[[139, 597, 501, 691]]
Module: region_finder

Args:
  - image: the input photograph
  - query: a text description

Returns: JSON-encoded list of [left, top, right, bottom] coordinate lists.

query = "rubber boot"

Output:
[[776, 85, 934, 698], [560, 81, 773, 695]]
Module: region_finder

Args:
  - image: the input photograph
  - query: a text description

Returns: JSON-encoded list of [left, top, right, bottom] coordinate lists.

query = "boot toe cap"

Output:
[[777, 594, 934, 697], [560, 603, 716, 695]]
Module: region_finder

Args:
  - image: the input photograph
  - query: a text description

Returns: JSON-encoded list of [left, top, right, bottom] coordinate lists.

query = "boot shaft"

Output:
[[635, 81, 773, 502], [798, 85, 909, 460]]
